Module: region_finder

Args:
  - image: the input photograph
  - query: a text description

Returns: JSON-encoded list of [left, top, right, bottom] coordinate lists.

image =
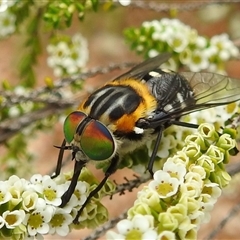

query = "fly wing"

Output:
[[140, 71, 240, 128], [113, 53, 171, 81], [165, 72, 240, 117], [181, 72, 240, 106]]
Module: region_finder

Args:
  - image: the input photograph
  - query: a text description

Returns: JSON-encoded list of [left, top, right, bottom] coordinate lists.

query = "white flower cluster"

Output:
[[107, 123, 236, 240], [3, 86, 34, 119], [133, 102, 240, 175], [0, 174, 89, 239], [47, 33, 89, 77], [0, 0, 16, 12], [0, 8, 16, 38], [126, 18, 239, 73]]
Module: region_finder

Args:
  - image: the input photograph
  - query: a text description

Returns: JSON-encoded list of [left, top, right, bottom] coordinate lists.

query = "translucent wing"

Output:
[[113, 53, 171, 81], [142, 71, 240, 127], [183, 72, 240, 105], [166, 72, 240, 116]]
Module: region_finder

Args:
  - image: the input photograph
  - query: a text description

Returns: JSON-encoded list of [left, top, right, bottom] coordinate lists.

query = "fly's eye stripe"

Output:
[[64, 111, 87, 143], [80, 120, 115, 161]]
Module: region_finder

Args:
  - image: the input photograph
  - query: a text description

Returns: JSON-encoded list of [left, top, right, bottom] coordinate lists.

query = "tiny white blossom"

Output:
[[195, 36, 207, 49], [30, 174, 43, 184], [0, 182, 12, 204], [210, 33, 239, 60], [149, 171, 180, 198], [202, 181, 222, 200], [179, 48, 192, 65], [148, 49, 159, 58], [24, 205, 53, 236], [22, 190, 39, 212], [157, 135, 172, 158], [2, 210, 25, 229], [188, 50, 209, 72], [158, 230, 176, 240], [42, 176, 64, 206], [0, 0, 8, 12], [167, 32, 189, 53], [163, 160, 186, 184], [14, 86, 27, 95], [8, 106, 20, 117], [0, 9, 16, 37], [107, 214, 157, 240], [47, 33, 89, 77], [49, 208, 73, 236], [29, 174, 44, 193]]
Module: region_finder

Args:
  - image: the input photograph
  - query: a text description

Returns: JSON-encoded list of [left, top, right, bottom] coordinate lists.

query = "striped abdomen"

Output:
[[78, 79, 157, 135]]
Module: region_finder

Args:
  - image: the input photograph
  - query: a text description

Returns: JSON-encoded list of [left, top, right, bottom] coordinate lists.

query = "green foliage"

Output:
[[44, 0, 99, 28]]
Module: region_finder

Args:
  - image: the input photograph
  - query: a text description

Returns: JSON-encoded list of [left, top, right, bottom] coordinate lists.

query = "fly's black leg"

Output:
[[73, 155, 119, 224], [146, 121, 198, 177], [147, 128, 163, 176], [60, 160, 86, 207], [170, 120, 199, 129], [51, 139, 67, 179]]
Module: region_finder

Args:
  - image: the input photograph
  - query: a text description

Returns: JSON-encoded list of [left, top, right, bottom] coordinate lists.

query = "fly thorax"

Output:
[[147, 71, 195, 113]]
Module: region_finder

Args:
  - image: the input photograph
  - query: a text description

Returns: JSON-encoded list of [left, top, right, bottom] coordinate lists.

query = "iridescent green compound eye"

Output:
[[80, 120, 115, 161], [63, 111, 87, 143]]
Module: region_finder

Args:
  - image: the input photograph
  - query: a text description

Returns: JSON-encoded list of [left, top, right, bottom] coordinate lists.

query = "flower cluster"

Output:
[[124, 18, 239, 73], [0, 8, 16, 38], [107, 123, 237, 240], [47, 33, 89, 77], [130, 102, 240, 175], [0, 168, 115, 239]]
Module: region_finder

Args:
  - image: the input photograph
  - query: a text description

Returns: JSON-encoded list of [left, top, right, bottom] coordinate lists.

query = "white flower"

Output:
[[42, 176, 64, 206], [179, 48, 192, 65], [24, 206, 53, 236], [149, 171, 180, 198], [0, 9, 16, 37], [60, 180, 89, 213], [107, 214, 157, 240], [210, 33, 239, 60], [0, 182, 12, 204], [72, 181, 89, 206], [49, 208, 73, 236], [29, 174, 44, 193], [148, 49, 159, 58], [199, 194, 215, 223], [158, 230, 176, 240], [163, 160, 186, 184], [0, 0, 8, 12], [30, 174, 43, 184], [47, 33, 89, 77], [188, 50, 209, 72], [2, 210, 25, 229], [22, 190, 39, 212], [188, 165, 206, 179], [14, 85, 27, 95], [161, 57, 178, 71], [167, 32, 189, 53], [195, 36, 207, 49], [9, 185, 23, 206], [202, 181, 222, 200], [180, 178, 202, 198], [157, 135, 174, 158], [8, 106, 20, 117]]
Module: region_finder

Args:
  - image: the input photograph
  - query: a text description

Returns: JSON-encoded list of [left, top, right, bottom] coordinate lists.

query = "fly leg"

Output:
[[73, 155, 119, 224]]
